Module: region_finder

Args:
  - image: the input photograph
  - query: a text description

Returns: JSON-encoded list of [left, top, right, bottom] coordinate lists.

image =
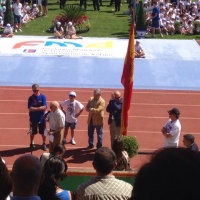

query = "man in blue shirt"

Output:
[[28, 84, 47, 150], [151, 1, 163, 38], [106, 90, 123, 147]]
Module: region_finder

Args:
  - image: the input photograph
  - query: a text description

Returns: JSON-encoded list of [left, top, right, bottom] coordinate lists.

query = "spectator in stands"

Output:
[[134, 41, 145, 58], [106, 90, 123, 147], [0, 157, 12, 200], [38, 156, 72, 200], [112, 137, 131, 171], [45, 101, 65, 153], [151, 1, 163, 38], [129, 148, 200, 200], [65, 21, 83, 39], [60, 91, 84, 145], [40, 143, 66, 168], [183, 133, 199, 152], [54, 21, 64, 39], [12, 0, 23, 32], [10, 154, 43, 199], [29, 4, 39, 19], [161, 107, 181, 147], [41, 0, 48, 16], [76, 147, 133, 200], [1, 23, 14, 38]]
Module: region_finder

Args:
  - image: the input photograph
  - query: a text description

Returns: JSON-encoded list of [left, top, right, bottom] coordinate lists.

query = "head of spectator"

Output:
[[10, 154, 43, 197], [183, 134, 196, 147], [0, 157, 12, 200], [56, 21, 61, 27], [130, 148, 200, 200], [93, 89, 102, 100], [50, 101, 60, 112], [69, 91, 76, 102], [112, 137, 125, 158], [38, 156, 68, 200], [168, 107, 180, 120], [93, 147, 117, 176], [32, 83, 40, 96], [53, 143, 66, 156], [68, 21, 73, 26]]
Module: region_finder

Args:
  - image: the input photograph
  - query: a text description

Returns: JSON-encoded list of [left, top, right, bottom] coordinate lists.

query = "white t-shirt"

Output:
[[61, 99, 84, 123], [163, 119, 181, 147], [12, 2, 22, 16], [47, 109, 65, 131]]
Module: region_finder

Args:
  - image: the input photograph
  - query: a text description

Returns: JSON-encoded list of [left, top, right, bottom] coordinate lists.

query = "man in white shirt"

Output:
[[161, 107, 181, 147], [60, 91, 84, 145], [46, 101, 65, 153]]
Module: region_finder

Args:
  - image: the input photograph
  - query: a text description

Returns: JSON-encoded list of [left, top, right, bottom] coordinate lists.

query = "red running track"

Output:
[[1, 86, 200, 170]]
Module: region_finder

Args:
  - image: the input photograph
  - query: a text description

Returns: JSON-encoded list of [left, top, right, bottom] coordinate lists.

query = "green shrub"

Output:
[[174, 21, 181, 34], [193, 21, 200, 34], [136, 1, 146, 30], [123, 135, 139, 158]]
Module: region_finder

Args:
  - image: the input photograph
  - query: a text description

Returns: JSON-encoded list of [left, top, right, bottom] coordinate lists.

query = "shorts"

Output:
[[14, 14, 21, 25], [65, 121, 76, 130], [30, 122, 46, 135], [42, 0, 48, 6], [151, 20, 160, 29]]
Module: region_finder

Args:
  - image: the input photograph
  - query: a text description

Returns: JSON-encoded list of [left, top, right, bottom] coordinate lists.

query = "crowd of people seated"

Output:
[[143, 0, 200, 35]]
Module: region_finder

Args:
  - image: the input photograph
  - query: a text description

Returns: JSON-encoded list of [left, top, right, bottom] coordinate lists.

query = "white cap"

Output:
[[33, 4, 36, 7], [69, 91, 76, 97], [68, 21, 72, 26], [26, 6, 31, 11], [0, 16, 2, 19], [56, 21, 61, 26], [6, 23, 11, 27]]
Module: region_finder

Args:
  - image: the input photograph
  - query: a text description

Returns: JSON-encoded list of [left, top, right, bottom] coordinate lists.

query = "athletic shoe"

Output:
[[62, 139, 67, 144], [30, 143, 35, 148], [71, 138, 76, 145], [42, 143, 47, 151], [18, 29, 22, 32], [14, 29, 18, 33]]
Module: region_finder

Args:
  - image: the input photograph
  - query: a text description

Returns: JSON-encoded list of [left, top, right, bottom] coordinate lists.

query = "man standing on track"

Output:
[[86, 89, 105, 149], [161, 107, 181, 148], [28, 84, 47, 150]]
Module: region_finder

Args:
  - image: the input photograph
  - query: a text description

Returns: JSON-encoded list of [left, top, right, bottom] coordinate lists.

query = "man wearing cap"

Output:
[[86, 89, 105, 149], [60, 91, 84, 145], [161, 108, 181, 147], [28, 84, 47, 150]]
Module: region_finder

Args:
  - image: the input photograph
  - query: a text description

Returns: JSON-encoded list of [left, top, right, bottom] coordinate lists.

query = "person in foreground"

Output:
[[129, 147, 200, 200], [161, 107, 181, 147], [1, 23, 14, 38], [10, 154, 43, 200], [38, 156, 72, 200], [183, 133, 199, 152], [76, 147, 133, 200]]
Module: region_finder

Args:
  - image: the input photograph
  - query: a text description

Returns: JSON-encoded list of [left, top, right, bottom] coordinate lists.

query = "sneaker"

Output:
[[71, 138, 76, 145], [42, 143, 47, 151], [18, 29, 22, 32], [30, 143, 35, 148], [62, 139, 67, 144], [160, 34, 163, 38], [86, 145, 94, 149], [14, 29, 18, 33]]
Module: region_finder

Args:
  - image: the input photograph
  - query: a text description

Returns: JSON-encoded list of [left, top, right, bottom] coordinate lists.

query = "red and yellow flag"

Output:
[[121, 23, 135, 136]]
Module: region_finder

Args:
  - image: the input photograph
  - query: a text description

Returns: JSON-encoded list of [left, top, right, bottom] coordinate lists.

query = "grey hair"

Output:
[[94, 89, 101, 95]]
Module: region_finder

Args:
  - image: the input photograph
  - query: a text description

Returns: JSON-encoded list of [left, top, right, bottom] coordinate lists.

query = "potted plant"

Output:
[[136, 1, 147, 38], [3, 0, 14, 26], [122, 135, 139, 158]]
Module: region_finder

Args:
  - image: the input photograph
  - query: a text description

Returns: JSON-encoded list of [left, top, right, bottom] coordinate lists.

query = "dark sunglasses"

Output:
[[33, 89, 39, 92], [69, 95, 75, 97]]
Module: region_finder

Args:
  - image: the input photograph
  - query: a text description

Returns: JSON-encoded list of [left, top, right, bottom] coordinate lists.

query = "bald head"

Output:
[[50, 101, 60, 112], [114, 90, 121, 101], [11, 154, 43, 196]]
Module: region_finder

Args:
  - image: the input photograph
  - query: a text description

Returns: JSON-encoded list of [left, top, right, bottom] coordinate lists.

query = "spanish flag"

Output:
[[121, 23, 134, 136]]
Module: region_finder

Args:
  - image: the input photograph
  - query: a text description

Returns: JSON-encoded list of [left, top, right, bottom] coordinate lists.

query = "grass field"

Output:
[[1, 0, 200, 39]]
